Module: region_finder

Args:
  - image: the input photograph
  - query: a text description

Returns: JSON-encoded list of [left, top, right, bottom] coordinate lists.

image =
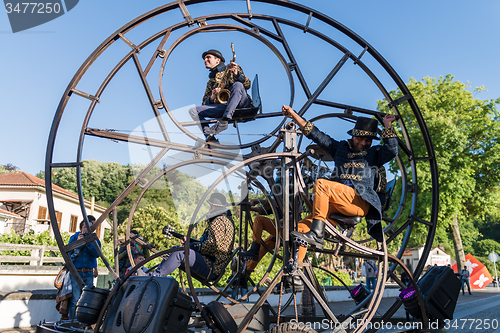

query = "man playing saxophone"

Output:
[[189, 48, 251, 143]]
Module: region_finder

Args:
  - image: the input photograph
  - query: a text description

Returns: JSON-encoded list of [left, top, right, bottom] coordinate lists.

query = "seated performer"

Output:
[[280, 105, 398, 246], [151, 193, 235, 281], [240, 199, 310, 289], [189, 48, 252, 142]]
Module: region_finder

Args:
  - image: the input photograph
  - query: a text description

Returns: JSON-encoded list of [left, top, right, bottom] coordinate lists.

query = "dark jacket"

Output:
[[192, 209, 235, 276], [303, 123, 398, 241], [202, 63, 251, 105]]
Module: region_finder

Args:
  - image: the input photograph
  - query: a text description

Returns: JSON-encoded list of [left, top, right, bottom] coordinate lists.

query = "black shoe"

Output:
[[273, 275, 304, 294], [239, 242, 260, 261], [291, 219, 325, 250]]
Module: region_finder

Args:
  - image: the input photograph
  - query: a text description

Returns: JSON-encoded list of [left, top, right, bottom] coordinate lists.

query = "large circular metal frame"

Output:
[[44, 0, 439, 332]]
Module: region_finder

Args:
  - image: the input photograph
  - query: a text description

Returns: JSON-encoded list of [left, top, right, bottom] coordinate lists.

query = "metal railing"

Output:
[[0, 243, 65, 266]]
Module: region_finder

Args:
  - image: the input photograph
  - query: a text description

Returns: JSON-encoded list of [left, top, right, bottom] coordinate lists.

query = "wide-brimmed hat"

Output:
[[202, 49, 225, 63], [207, 192, 228, 207], [347, 117, 380, 140]]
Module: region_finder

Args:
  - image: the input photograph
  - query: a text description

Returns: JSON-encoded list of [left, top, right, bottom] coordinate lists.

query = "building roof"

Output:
[[403, 249, 413, 256], [402, 245, 424, 256], [0, 207, 21, 218], [402, 245, 451, 257], [0, 172, 105, 210]]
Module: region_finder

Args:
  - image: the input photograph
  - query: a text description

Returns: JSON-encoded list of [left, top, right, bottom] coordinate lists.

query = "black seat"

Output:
[[231, 74, 261, 123], [328, 213, 362, 228]]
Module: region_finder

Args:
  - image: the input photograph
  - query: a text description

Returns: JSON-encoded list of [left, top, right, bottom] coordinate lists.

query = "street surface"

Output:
[[2, 285, 498, 333], [277, 284, 500, 333]]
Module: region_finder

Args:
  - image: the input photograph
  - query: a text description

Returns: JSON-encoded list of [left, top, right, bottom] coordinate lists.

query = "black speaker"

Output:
[[101, 276, 196, 333], [75, 286, 109, 325], [418, 266, 461, 320], [350, 283, 370, 307]]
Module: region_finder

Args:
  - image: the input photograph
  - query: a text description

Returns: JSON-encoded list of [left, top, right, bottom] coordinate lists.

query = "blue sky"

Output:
[[1, 0, 499, 178]]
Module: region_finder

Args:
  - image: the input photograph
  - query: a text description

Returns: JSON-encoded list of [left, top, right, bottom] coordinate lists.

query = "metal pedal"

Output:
[[293, 238, 308, 247]]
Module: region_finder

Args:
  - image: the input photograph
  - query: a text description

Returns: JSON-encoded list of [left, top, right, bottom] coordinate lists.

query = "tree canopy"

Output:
[[0, 163, 19, 174], [379, 75, 500, 265]]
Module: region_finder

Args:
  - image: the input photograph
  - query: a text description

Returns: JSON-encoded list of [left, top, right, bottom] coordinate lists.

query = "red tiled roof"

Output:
[[0, 172, 105, 210], [0, 207, 21, 218], [403, 249, 413, 256]]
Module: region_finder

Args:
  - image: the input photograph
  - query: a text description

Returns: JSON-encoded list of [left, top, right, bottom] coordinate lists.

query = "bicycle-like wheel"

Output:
[[44, 1, 438, 332]]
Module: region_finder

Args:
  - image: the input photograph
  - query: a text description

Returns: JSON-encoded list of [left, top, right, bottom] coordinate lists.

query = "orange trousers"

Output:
[[246, 215, 310, 271], [312, 179, 369, 223], [246, 180, 369, 272]]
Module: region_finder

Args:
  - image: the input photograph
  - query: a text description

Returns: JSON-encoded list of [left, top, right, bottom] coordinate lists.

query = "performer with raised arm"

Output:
[[281, 105, 398, 247]]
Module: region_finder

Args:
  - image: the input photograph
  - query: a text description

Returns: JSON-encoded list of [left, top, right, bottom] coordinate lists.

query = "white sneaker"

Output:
[[204, 120, 228, 135]]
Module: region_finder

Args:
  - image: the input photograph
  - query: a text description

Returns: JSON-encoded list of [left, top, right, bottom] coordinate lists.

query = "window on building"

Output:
[[37, 206, 47, 223], [95, 221, 102, 238], [55, 211, 62, 229], [70, 215, 78, 233]]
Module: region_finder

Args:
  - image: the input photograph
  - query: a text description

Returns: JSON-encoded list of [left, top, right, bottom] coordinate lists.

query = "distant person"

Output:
[[401, 271, 411, 285], [460, 268, 472, 295], [363, 259, 378, 291], [67, 215, 101, 321], [117, 230, 150, 277], [125, 252, 148, 276]]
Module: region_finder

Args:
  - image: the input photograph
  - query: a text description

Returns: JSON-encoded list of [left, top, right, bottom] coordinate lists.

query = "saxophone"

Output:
[[215, 42, 236, 104]]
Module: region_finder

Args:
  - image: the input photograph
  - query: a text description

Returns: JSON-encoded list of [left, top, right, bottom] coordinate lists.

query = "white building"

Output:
[[0, 171, 110, 239], [401, 245, 455, 273], [0, 208, 23, 234]]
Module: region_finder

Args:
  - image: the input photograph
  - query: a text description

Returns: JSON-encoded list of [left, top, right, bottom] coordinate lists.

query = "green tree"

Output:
[[379, 75, 500, 270], [475, 239, 500, 257], [476, 215, 500, 245], [119, 204, 184, 251], [52, 160, 131, 205], [50, 159, 212, 231], [0, 164, 19, 175]]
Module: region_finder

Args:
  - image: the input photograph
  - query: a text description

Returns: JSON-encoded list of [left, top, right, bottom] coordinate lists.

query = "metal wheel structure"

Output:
[[44, 0, 439, 332]]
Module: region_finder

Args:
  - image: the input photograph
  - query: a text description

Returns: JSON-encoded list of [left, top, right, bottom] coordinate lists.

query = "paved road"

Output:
[[3, 286, 499, 333], [359, 286, 500, 333], [277, 285, 500, 332], [442, 287, 500, 333]]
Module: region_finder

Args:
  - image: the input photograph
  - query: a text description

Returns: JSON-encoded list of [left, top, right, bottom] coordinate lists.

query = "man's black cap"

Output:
[[347, 117, 380, 140], [202, 49, 225, 63]]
